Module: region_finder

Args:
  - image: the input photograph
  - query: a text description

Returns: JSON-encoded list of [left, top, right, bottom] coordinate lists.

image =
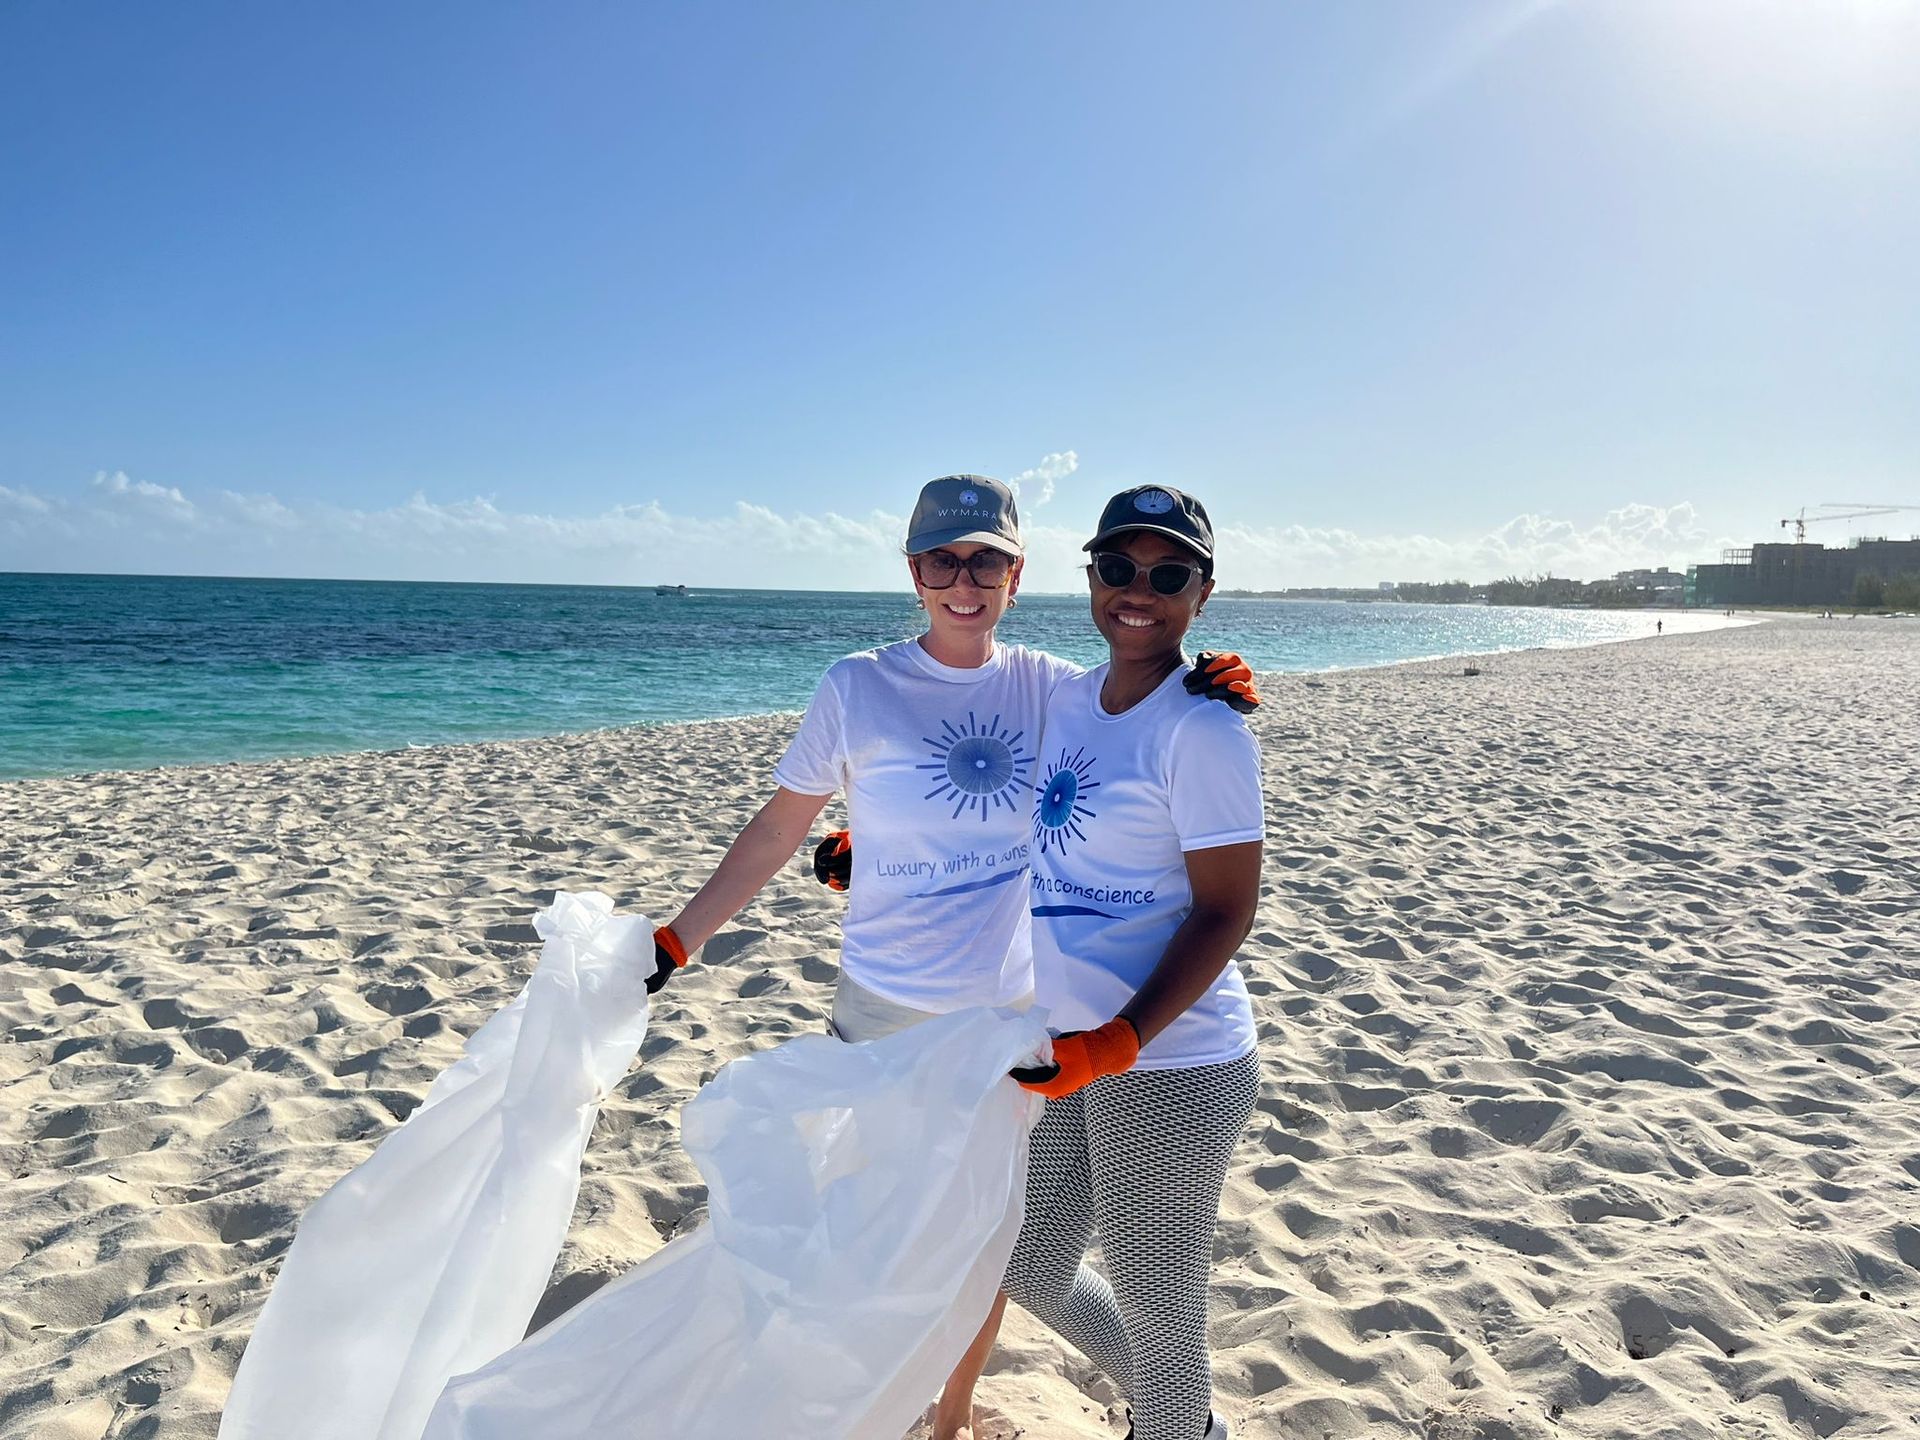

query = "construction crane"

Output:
[[1780, 504, 1920, 542]]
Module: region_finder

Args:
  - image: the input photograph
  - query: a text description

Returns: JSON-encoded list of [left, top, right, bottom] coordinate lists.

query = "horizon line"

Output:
[[3, 566, 1701, 596]]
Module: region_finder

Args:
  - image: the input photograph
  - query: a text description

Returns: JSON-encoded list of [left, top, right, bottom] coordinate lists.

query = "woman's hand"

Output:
[[645, 925, 689, 994], [1184, 651, 1261, 713], [1011, 1017, 1142, 1098], [812, 830, 852, 891]]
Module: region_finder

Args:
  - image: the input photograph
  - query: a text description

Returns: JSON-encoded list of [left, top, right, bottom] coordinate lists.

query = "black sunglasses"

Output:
[[913, 548, 1015, 590], [1088, 551, 1203, 596]]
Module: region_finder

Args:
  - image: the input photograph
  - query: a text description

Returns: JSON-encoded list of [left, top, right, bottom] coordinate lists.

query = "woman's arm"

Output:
[[665, 786, 833, 953], [1119, 840, 1262, 1045], [1014, 839, 1261, 1096]]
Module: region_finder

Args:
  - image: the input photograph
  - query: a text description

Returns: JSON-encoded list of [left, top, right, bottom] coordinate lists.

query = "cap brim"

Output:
[[907, 528, 1023, 556], [1082, 524, 1212, 560]]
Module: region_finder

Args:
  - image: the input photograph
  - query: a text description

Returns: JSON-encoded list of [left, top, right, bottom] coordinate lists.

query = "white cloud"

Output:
[[0, 484, 51, 515], [90, 469, 197, 524], [217, 490, 300, 530], [1007, 451, 1078, 509], [1210, 502, 1725, 590], [0, 483, 58, 542], [1, 469, 1732, 591]]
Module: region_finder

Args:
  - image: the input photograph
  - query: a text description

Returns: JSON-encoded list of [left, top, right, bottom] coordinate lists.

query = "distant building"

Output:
[[1378, 581, 1397, 593], [1689, 537, 1920, 607], [1611, 566, 1685, 602]]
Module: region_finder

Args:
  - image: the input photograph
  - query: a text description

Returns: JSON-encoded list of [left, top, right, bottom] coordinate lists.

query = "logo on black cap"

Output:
[[1083, 484, 1215, 561]]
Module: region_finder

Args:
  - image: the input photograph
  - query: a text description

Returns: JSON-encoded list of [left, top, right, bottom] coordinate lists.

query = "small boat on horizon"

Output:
[[654, 584, 690, 597]]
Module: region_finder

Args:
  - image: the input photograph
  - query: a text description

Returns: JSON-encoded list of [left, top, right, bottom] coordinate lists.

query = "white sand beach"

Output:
[[3, 615, 1917, 1440]]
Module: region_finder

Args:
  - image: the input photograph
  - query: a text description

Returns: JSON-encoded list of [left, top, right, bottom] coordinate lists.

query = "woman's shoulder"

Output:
[[1003, 644, 1089, 688], [1167, 677, 1257, 743], [802, 649, 883, 710], [821, 637, 918, 680], [1039, 659, 1105, 706]]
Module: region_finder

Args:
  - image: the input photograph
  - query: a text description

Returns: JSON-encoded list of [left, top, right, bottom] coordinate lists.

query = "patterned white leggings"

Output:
[[1002, 1050, 1261, 1440]]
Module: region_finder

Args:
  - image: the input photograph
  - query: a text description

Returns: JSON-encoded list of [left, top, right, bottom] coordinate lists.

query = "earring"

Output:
[[1008, 597, 1019, 608], [915, 596, 925, 609]]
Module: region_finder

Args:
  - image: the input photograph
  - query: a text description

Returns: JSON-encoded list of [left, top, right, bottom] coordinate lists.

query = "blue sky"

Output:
[[3, 1, 1917, 590]]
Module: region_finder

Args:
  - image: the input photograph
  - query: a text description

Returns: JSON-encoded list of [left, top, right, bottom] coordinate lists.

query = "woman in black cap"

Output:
[[644, 475, 1258, 1440], [1003, 485, 1264, 1440]]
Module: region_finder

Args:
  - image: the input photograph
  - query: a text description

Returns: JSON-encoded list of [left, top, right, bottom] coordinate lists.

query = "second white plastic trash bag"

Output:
[[220, 891, 654, 1440], [424, 1005, 1047, 1440]]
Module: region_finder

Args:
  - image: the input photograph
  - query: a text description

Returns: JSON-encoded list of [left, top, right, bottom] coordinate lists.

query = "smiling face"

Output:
[[908, 541, 1023, 644], [1086, 530, 1213, 665]]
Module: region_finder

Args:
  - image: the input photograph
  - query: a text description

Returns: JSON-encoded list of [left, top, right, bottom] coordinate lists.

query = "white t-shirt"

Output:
[[773, 638, 1082, 1011], [1029, 663, 1264, 1070]]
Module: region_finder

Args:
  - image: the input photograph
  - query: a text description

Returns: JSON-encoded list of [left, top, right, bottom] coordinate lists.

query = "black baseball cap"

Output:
[[1083, 485, 1214, 560]]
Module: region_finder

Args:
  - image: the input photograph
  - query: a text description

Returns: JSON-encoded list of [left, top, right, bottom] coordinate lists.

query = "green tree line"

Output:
[[1853, 572, 1920, 609]]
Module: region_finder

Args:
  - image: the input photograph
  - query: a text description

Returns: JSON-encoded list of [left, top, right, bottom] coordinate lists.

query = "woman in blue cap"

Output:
[[645, 474, 1257, 1440], [1001, 484, 1265, 1440]]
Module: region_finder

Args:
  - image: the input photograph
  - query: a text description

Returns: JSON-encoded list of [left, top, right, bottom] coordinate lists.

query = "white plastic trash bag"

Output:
[[221, 891, 654, 1440], [424, 1005, 1046, 1440]]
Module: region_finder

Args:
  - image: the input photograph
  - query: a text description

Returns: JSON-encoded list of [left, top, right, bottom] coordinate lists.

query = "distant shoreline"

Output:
[[0, 569, 1708, 603]]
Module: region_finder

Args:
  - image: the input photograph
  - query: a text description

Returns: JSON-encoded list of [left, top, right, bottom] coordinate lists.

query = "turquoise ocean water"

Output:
[[1, 573, 1736, 780]]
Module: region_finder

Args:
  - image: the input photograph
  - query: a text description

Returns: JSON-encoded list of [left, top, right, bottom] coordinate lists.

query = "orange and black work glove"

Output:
[[1184, 651, 1260, 714], [646, 924, 689, 995], [1011, 1017, 1142, 1099], [812, 830, 852, 891]]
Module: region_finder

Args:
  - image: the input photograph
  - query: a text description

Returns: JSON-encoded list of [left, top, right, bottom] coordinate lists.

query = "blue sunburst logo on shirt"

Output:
[[1032, 747, 1100, 854], [918, 712, 1035, 820]]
